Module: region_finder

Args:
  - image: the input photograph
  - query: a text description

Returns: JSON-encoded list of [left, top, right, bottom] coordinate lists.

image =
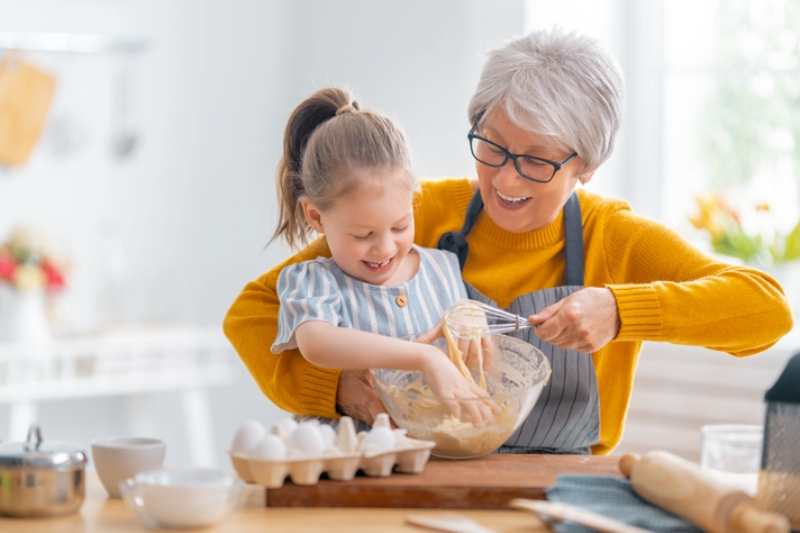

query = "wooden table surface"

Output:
[[0, 456, 622, 532]]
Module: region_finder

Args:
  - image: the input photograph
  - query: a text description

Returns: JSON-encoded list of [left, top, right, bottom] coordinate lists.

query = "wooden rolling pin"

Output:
[[619, 451, 789, 533]]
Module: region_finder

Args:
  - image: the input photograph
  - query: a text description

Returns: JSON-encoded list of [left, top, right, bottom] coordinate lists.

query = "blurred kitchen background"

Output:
[[0, 0, 798, 468]]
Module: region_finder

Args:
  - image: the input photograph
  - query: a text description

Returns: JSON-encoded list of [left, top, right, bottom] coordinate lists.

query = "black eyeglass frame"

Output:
[[468, 122, 578, 183]]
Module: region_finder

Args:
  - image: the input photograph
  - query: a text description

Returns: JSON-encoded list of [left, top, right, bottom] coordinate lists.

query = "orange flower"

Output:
[[688, 193, 726, 240]]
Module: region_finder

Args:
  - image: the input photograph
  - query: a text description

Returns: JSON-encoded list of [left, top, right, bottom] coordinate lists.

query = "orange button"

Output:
[[396, 295, 408, 307]]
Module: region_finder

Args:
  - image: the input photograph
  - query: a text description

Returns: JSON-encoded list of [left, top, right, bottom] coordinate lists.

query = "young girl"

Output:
[[269, 87, 492, 427]]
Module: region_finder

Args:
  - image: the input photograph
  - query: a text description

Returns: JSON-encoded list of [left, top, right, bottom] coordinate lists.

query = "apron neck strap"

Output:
[[437, 189, 584, 286], [436, 189, 484, 270], [563, 192, 584, 286]]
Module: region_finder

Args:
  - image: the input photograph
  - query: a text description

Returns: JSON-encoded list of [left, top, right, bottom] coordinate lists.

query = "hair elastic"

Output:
[[335, 104, 356, 116]]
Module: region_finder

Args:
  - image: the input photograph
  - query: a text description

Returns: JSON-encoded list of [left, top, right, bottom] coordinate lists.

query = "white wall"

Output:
[[0, 0, 292, 467], [0, 0, 527, 468], [286, 0, 523, 180], [0, 0, 291, 328]]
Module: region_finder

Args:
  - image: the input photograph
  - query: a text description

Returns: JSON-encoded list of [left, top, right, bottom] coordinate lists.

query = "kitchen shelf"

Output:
[[0, 324, 238, 466], [0, 325, 235, 402], [0, 31, 148, 54]]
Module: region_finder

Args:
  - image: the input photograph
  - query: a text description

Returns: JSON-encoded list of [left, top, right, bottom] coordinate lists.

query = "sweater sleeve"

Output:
[[223, 237, 342, 418], [601, 202, 794, 355]]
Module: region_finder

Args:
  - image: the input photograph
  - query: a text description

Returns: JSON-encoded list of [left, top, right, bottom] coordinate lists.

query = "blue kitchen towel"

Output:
[[545, 475, 703, 533]]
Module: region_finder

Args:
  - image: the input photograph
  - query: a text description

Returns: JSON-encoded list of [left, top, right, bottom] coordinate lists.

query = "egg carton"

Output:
[[228, 414, 435, 488]]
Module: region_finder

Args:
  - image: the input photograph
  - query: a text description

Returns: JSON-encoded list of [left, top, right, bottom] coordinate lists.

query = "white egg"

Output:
[[271, 418, 299, 440], [359, 426, 396, 453], [230, 420, 266, 454], [335, 417, 359, 453], [287, 422, 325, 457], [392, 428, 408, 441], [250, 435, 287, 461], [318, 424, 336, 450], [373, 413, 391, 429]]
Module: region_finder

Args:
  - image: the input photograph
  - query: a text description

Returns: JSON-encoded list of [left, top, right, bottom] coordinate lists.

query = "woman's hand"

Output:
[[335, 369, 389, 426], [529, 287, 620, 353]]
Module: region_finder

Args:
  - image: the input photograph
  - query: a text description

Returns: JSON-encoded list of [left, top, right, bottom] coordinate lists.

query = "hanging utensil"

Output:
[[110, 57, 137, 159], [0, 52, 57, 166]]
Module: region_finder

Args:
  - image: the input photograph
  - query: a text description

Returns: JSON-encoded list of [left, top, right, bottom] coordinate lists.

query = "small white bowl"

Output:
[[119, 469, 245, 529]]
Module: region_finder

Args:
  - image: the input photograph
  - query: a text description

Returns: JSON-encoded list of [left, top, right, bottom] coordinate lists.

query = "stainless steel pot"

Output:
[[0, 424, 87, 517]]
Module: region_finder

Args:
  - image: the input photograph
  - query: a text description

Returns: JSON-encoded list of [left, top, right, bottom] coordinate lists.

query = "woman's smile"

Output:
[[476, 108, 586, 232], [496, 189, 532, 208]]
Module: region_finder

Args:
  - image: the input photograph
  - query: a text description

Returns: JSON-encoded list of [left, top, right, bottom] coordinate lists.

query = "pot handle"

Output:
[[25, 424, 43, 451]]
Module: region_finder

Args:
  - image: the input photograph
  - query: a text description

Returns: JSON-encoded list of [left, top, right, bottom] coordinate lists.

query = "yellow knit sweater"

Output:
[[223, 177, 793, 454]]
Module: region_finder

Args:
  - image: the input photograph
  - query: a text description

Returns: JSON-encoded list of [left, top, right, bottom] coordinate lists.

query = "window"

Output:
[[662, 0, 800, 242], [525, 0, 800, 247]]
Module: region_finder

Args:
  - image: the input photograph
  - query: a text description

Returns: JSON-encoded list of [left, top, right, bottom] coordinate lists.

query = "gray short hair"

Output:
[[468, 27, 625, 173]]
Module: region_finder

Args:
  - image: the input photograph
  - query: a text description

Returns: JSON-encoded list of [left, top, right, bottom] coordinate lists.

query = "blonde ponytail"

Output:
[[270, 87, 414, 250]]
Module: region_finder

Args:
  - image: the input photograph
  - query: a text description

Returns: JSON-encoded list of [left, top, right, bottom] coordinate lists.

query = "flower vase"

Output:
[[0, 284, 52, 345]]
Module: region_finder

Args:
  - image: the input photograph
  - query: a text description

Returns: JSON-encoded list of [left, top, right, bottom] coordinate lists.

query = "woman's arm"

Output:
[[534, 197, 794, 355], [605, 208, 793, 354]]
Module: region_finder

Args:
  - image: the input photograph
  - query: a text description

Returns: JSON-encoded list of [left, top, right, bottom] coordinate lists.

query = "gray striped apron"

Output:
[[437, 190, 600, 454]]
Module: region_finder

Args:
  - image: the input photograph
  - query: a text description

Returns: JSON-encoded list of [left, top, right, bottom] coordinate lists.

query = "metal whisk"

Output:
[[444, 299, 531, 338]]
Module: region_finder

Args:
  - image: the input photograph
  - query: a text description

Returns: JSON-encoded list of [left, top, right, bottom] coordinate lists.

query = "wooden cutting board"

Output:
[[266, 454, 622, 509]]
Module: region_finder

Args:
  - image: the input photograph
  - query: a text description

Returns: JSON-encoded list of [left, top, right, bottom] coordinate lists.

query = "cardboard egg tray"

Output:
[[230, 437, 434, 487], [229, 415, 435, 488]]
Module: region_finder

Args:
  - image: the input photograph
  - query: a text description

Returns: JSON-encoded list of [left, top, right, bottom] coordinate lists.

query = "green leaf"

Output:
[[782, 220, 800, 262], [713, 229, 764, 262]]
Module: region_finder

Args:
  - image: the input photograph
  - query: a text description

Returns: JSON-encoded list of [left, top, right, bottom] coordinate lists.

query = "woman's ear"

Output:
[[302, 202, 325, 234], [578, 171, 596, 186]]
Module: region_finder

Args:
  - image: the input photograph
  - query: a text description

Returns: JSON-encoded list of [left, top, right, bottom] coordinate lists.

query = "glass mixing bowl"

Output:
[[371, 334, 551, 459]]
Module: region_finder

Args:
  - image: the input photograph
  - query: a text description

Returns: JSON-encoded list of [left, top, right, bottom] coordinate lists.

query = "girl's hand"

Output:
[[459, 331, 495, 373], [528, 287, 620, 353], [419, 345, 500, 426], [414, 320, 495, 372]]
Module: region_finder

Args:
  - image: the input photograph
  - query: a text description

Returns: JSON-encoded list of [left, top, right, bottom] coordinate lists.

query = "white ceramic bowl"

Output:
[[91, 437, 166, 498], [119, 469, 245, 529]]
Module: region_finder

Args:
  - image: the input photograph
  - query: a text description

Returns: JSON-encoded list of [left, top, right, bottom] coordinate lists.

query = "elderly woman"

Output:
[[224, 28, 793, 455]]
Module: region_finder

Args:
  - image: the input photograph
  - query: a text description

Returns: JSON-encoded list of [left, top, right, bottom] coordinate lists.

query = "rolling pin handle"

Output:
[[729, 503, 790, 533], [618, 453, 641, 478]]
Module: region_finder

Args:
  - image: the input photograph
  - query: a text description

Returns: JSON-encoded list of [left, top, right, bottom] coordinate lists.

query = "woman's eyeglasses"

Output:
[[468, 123, 577, 183]]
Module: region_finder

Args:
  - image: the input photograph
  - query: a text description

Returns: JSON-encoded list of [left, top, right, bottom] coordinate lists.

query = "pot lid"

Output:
[[0, 425, 86, 469]]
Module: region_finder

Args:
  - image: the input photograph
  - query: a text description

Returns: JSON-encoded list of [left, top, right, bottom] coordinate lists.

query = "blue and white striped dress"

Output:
[[272, 245, 467, 354]]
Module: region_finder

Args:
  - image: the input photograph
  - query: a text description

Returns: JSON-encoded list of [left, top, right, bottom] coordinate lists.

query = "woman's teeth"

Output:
[[497, 191, 531, 204]]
